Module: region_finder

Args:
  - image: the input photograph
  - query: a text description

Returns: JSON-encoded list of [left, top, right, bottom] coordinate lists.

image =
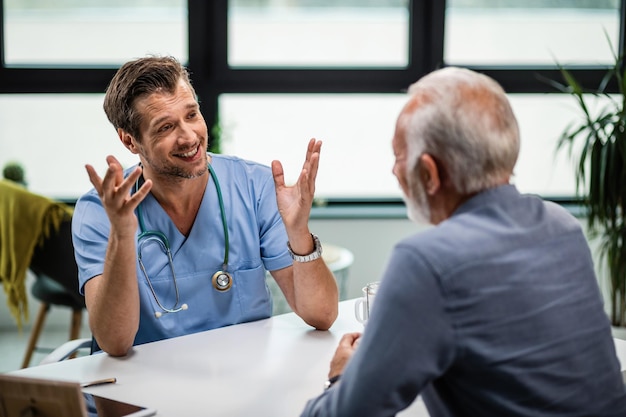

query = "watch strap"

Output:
[[324, 374, 341, 390], [287, 233, 322, 262]]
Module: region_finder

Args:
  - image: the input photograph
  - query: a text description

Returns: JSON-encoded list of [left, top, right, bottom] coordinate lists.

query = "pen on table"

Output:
[[80, 377, 117, 388]]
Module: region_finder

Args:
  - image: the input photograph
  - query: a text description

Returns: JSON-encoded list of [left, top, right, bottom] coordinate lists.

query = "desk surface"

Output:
[[10, 301, 626, 417]]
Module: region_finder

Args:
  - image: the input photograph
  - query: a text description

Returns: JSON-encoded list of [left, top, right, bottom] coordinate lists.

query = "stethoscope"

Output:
[[135, 163, 232, 318]]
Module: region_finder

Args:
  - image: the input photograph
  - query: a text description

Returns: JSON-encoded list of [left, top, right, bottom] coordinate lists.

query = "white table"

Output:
[[10, 301, 626, 417], [9, 300, 428, 416]]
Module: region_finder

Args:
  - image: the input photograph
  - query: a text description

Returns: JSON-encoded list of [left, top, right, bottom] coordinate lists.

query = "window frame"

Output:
[[0, 0, 623, 204]]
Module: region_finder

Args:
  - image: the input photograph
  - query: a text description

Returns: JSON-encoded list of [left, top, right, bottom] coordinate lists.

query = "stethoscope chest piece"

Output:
[[212, 270, 233, 292]]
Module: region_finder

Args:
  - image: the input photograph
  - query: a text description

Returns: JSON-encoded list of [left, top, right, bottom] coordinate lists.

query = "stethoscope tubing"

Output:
[[134, 162, 232, 317], [135, 163, 229, 269]]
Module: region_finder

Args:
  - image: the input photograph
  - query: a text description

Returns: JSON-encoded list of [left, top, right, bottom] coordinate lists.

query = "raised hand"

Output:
[[85, 155, 152, 235], [271, 138, 321, 232]]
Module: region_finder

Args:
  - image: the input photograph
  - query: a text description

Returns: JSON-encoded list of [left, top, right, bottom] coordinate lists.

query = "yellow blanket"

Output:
[[0, 179, 73, 328]]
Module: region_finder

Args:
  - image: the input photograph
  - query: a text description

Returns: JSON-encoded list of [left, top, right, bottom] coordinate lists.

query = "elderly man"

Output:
[[300, 67, 626, 416]]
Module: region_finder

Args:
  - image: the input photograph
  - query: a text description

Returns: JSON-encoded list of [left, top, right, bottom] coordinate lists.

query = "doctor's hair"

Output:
[[402, 67, 520, 195], [103, 55, 196, 141]]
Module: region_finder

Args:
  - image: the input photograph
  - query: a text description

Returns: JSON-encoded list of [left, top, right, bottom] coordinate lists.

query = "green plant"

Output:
[[547, 44, 626, 326], [209, 116, 222, 154], [2, 161, 27, 186]]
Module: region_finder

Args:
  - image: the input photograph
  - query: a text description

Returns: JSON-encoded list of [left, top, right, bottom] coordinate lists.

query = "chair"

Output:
[[323, 243, 355, 301], [21, 217, 86, 368], [39, 337, 92, 365]]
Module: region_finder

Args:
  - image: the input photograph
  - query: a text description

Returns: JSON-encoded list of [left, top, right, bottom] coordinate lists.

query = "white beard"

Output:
[[402, 182, 431, 225]]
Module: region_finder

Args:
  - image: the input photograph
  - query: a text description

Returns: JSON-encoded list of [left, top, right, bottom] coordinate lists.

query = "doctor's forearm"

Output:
[[87, 233, 140, 356], [293, 261, 338, 330]]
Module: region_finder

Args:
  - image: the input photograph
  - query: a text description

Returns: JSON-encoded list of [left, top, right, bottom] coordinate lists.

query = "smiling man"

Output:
[[72, 56, 338, 356]]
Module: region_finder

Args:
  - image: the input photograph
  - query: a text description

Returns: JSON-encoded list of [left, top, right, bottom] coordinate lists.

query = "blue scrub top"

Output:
[[72, 154, 293, 346]]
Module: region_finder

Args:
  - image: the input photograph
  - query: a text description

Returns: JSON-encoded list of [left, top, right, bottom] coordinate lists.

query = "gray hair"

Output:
[[402, 67, 520, 194]]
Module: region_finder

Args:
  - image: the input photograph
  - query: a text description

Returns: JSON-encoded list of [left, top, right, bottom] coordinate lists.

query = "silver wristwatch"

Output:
[[287, 233, 323, 262]]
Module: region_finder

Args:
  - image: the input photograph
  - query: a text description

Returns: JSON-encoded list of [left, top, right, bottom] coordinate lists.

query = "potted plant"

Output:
[[546, 44, 626, 327], [2, 161, 27, 187], [209, 116, 224, 154]]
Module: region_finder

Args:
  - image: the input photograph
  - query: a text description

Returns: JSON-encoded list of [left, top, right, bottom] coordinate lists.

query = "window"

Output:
[[0, 0, 622, 201], [3, 0, 187, 66], [219, 93, 593, 200], [219, 93, 406, 199], [228, 0, 409, 68], [445, 0, 620, 65], [0, 94, 136, 199]]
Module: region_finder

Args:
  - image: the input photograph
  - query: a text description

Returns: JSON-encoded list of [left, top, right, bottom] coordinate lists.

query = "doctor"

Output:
[[72, 56, 338, 356]]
